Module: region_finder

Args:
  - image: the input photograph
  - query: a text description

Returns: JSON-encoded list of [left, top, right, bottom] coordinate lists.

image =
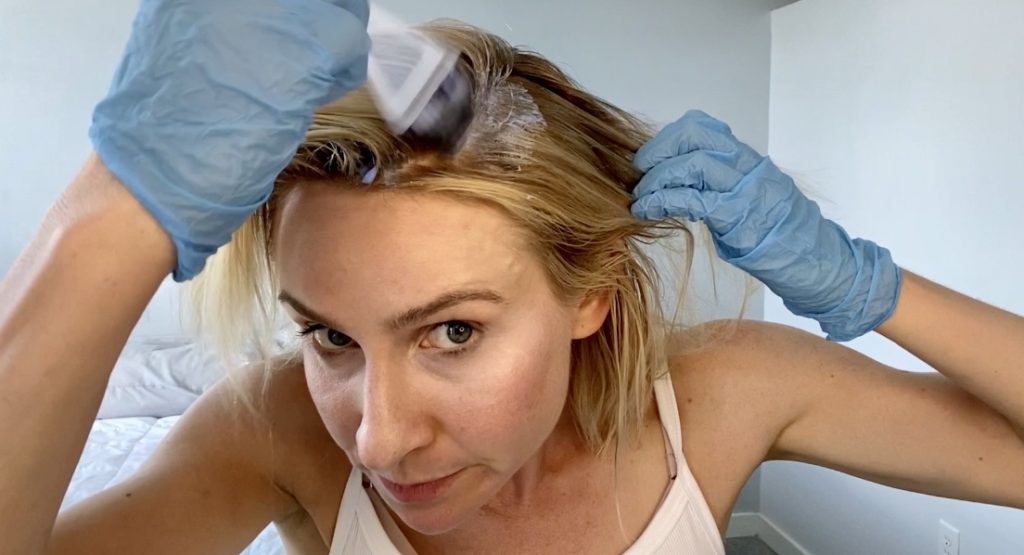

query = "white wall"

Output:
[[1, 0, 781, 517], [766, 0, 1024, 553]]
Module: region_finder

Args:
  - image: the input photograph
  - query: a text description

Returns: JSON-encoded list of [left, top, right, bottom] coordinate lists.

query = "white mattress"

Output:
[[63, 416, 286, 555]]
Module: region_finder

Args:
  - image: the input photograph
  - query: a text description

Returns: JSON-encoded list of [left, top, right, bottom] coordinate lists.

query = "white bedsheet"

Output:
[[63, 416, 286, 555]]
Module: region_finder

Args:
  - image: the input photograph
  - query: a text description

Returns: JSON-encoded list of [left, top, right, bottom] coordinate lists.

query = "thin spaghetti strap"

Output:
[[652, 370, 685, 471]]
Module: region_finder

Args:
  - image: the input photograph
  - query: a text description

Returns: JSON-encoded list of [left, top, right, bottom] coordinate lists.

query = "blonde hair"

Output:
[[187, 21, 705, 455]]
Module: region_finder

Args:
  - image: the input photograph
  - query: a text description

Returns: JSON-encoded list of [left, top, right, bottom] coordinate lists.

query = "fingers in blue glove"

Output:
[[634, 109, 763, 176], [630, 109, 901, 342], [91, 0, 373, 281], [632, 150, 747, 199], [630, 188, 719, 222]]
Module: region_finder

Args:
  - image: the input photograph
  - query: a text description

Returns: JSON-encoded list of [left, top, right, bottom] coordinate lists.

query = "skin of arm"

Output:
[[875, 269, 1024, 441], [0, 154, 174, 554]]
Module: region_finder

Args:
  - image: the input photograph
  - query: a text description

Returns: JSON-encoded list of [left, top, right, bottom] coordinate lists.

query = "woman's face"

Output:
[[274, 183, 608, 534]]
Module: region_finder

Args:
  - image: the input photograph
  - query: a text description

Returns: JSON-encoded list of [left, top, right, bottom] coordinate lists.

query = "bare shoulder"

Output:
[[663, 319, 821, 527], [665, 318, 839, 459], [50, 355, 341, 554], [238, 355, 353, 547], [668, 318, 1024, 517], [668, 317, 815, 366], [666, 318, 815, 410]]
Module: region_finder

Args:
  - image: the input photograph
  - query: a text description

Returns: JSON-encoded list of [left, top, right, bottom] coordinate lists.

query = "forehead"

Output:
[[274, 183, 538, 305]]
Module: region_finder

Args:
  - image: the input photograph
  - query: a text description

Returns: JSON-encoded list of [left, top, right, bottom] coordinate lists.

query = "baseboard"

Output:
[[726, 512, 811, 555]]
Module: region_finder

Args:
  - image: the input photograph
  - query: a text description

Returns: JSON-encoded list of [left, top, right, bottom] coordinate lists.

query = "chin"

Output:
[[390, 498, 476, 536]]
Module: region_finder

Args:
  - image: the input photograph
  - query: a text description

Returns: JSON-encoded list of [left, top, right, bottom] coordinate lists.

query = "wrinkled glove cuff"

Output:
[[89, 130, 254, 283], [786, 238, 903, 342]]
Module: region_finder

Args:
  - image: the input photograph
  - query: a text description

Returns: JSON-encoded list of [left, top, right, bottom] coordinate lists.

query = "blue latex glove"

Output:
[[90, 0, 370, 281], [631, 110, 902, 341]]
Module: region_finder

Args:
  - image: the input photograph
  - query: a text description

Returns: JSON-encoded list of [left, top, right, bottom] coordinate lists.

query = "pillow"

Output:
[[97, 338, 227, 419]]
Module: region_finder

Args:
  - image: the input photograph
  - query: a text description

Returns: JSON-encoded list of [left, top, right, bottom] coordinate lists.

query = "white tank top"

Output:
[[329, 371, 725, 554]]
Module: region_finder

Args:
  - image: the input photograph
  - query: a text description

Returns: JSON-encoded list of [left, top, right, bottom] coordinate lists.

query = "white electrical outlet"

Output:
[[939, 520, 960, 555]]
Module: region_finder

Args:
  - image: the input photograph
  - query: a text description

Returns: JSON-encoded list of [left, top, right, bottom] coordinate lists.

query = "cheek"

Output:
[[303, 350, 361, 453], [448, 319, 575, 459]]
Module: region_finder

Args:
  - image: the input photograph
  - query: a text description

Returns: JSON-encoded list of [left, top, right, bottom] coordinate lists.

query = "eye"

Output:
[[425, 321, 475, 350], [316, 328, 353, 350], [298, 324, 354, 352]]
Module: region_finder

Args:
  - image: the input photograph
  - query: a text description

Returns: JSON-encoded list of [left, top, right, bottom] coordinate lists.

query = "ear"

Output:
[[571, 290, 612, 340]]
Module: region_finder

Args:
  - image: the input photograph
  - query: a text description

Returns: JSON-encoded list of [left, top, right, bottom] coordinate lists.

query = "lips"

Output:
[[377, 468, 465, 504]]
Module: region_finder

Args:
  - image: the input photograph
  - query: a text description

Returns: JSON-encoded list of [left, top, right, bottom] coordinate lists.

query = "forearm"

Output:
[[0, 154, 174, 554], [876, 269, 1024, 437]]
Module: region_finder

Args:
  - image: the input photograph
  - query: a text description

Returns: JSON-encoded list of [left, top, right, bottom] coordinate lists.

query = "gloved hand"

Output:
[[90, 0, 370, 281], [631, 110, 902, 341]]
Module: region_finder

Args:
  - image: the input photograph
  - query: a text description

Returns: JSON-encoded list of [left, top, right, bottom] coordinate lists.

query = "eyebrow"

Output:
[[277, 288, 507, 332]]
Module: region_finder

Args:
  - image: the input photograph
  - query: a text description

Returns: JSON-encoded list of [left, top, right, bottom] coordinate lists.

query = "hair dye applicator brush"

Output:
[[365, 7, 474, 154]]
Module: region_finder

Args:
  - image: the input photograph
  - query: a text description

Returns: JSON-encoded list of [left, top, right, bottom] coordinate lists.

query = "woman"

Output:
[[2, 1, 1022, 554]]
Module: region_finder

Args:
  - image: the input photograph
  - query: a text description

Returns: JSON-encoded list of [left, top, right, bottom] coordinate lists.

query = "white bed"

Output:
[[60, 337, 288, 554]]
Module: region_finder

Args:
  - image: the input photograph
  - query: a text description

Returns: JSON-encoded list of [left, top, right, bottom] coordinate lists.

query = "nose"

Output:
[[355, 356, 434, 473]]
